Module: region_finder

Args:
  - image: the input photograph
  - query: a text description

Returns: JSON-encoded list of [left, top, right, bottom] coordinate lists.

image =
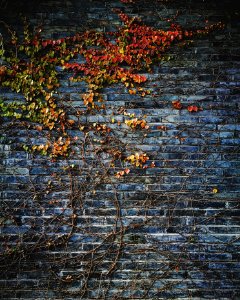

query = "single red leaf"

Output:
[[172, 100, 182, 110]]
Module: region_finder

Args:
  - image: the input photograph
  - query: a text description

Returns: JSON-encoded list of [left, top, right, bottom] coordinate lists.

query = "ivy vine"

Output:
[[0, 3, 228, 298], [0, 10, 224, 170]]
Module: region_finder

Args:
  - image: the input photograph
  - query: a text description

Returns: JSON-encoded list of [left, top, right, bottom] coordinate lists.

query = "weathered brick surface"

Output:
[[0, 0, 239, 299]]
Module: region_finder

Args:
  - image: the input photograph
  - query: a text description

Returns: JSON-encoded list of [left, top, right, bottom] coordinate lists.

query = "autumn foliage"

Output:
[[0, 11, 224, 171]]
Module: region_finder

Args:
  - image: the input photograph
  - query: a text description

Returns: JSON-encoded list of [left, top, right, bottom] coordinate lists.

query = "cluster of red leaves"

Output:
[[172, 100, 202, 113], [62, 14, 184, 106], [187, 105, 202, 112], [62, 12, 223, 108]]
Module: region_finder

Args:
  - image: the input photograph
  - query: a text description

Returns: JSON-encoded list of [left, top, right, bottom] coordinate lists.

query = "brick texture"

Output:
[[0, 0, 239, 299]]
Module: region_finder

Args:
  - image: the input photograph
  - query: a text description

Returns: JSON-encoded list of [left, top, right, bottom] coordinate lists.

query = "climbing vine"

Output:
[[0, 3, 229, 298], [0, 10, 223, 165]]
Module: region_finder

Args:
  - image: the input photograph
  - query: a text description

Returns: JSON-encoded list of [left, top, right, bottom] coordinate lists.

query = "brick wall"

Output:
[[0, 0, 239, 299]]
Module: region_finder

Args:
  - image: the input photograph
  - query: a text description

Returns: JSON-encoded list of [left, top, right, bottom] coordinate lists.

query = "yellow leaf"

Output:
[[129, 155, 135, 162], [48, 122, 54, 130]]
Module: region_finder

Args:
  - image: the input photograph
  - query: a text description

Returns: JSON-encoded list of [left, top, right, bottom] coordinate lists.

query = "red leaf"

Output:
[[124, 168, 130, 174], [0, 66, 7, 76], [187, 105, 199, 112], [172, 100, 182, 110]]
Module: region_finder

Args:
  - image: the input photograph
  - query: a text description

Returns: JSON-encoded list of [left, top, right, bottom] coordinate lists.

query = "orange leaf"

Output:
[[129, 89, 136, 95], [132, 74, 147, 84], [36, 125, 43, 131], [67, 119, 75, 126]]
